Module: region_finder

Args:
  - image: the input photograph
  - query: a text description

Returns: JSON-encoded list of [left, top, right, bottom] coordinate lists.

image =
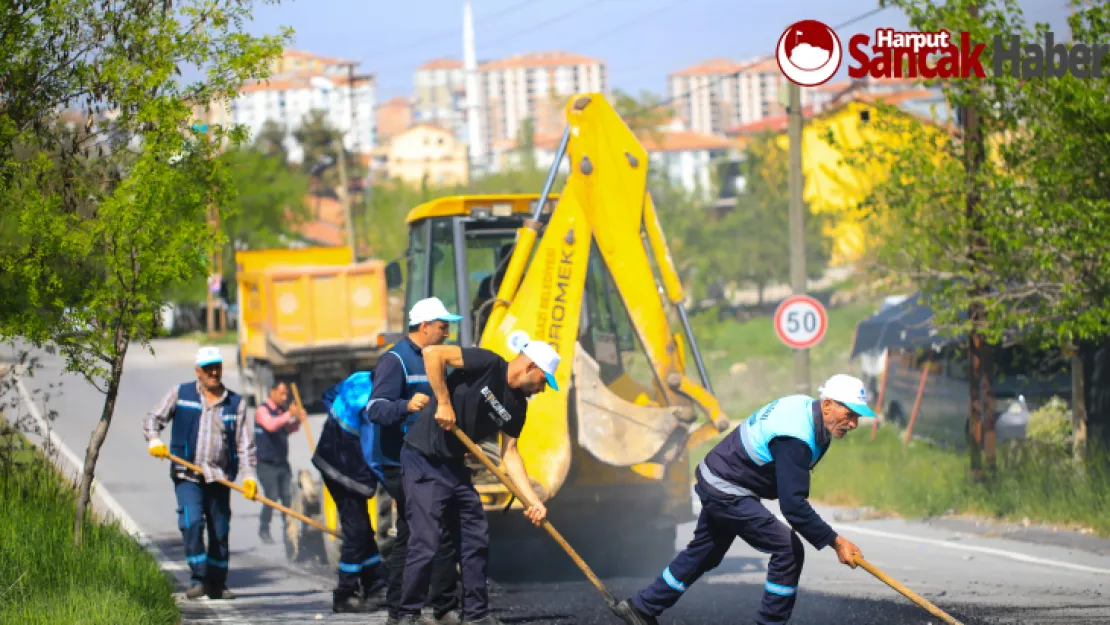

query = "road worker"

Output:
[[314, 370, 387, 613], [395, 332, 558, 625], [253, 380, 304, 547], [144, 346, 257, 601], [615, 374, 871, 625], [366, 297, 464, 625]]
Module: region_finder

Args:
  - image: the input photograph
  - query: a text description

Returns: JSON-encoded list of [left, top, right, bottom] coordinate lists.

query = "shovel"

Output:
[[451, 428, 651, 624], [164, 453, 341, 539], [855, 556, 964, 625]]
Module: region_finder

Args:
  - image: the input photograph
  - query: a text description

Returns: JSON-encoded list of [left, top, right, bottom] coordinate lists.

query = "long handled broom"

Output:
[[163, 454, 340, 539], [450, 428, 652, 623]]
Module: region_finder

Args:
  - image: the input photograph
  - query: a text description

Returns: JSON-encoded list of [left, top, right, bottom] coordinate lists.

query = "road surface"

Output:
[[4, 338, 1110, 625]]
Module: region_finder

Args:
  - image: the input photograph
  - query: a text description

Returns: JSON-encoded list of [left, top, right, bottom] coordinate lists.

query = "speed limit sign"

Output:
[[774, 295, 828, 349]]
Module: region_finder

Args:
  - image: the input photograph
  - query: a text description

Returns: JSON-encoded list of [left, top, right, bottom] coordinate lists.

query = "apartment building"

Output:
[[412, 51, 606, 169], [413, 58, 467, 142], [377, 96, 414, 143], [229, 49, 377, 164], [668, 57, 788, 135]]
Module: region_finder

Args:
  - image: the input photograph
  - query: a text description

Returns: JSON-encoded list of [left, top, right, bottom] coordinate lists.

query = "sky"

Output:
[[245, 0, 1076, 101]]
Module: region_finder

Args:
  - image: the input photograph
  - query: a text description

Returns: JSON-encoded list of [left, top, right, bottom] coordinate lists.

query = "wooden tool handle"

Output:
[[166, 453, 339, 539], [451, 428, 616, 606], [855, 557, 963, 625], [290, 382, 314, 449]]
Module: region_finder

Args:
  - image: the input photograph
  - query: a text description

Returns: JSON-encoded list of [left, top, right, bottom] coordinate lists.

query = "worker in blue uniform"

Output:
[[615, 374, 872, 625], [366, 297, 465, 625], [313, 370, 387, 613]]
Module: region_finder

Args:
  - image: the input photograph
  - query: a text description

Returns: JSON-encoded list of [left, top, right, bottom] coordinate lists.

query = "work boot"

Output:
[[259, 528, 275, 544], [613, 599, 658, 625], [433, 609, 462, 625], [361, 578, 387, 608], [207, 585, 237, 600], [333, 595, 376, 613], [185, 583, 206, 600]]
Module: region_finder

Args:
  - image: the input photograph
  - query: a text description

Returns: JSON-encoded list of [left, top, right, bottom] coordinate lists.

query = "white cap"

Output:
[[507, 330, 560, 391], [408, 297, 463, 326], [818, 374, 876, 417], [195, 346, 223, 367]]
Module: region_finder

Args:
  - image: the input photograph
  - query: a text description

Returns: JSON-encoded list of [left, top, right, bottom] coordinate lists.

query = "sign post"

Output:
[[774, 295, 828, 352]]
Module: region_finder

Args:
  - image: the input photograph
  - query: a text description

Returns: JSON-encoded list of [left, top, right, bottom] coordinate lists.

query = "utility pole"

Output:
[[196, 121, 226, 337], [787, 81, 809, 393]]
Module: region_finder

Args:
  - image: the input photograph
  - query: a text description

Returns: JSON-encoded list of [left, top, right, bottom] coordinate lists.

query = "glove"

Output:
[[148, 439, 169, 459], [242, 477, 258, 500]]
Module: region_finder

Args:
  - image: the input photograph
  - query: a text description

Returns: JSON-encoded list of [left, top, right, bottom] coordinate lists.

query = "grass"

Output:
[[812, 426, 1110, 536], [0, 431, 179, 625], [176, 329, 238, 345], [683, 297, 1110, 537]]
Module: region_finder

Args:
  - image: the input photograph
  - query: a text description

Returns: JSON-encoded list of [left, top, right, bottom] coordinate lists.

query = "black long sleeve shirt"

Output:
[[768, 436, 838, 549]]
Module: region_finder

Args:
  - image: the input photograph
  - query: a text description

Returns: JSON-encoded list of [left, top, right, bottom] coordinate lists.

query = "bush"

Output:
[[1025, 396, 1072, 449]]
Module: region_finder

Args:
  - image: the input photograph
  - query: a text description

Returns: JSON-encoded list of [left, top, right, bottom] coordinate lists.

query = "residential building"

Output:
[[377, 96, 414, 142], [229, 49, 377, 164], [519, 119, 729, 198], [668, 57, 790, 135], [384, 123, 470, 187], [480, 51, 605, 158], [723, 90, 953, 266], [414, 58, 467, 141], [414, 51, 606, 169]]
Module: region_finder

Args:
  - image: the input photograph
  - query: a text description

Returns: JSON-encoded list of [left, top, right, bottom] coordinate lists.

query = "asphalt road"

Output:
[[5, 338, 1110, 625]]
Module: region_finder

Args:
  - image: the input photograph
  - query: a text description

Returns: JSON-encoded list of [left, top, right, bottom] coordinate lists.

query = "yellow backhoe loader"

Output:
[[296, 92, 731, 578]]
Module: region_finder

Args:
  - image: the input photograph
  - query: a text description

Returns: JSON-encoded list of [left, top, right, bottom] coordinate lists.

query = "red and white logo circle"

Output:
[[776, 20, 842, 87]]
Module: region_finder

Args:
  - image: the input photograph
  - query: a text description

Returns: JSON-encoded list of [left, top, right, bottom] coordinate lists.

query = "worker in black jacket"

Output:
[[616, 374, 871, 625]]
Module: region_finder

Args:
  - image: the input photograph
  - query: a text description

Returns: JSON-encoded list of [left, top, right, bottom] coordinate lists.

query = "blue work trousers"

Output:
[[322, 476, 383, 601], [633, 484, 805, 624], [398, 446, 489, 622], [174, 479, 232, 587]]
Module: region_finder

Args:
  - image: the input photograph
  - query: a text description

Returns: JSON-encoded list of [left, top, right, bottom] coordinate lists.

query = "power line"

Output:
[[365, 0, 540, 60], [624, 6, 889, 120]]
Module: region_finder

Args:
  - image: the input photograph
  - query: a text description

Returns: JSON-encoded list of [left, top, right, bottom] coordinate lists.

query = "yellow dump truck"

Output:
[[234, 246, 401, 407], [370, 93, 731, 577]]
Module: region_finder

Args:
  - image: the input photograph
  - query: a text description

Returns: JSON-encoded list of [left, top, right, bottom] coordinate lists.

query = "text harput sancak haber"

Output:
[[847, 29, 1110, 79]]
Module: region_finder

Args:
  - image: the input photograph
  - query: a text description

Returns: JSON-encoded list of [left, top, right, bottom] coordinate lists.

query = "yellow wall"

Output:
[[386, 124, 470, 187], [770, 101, 945, 266]]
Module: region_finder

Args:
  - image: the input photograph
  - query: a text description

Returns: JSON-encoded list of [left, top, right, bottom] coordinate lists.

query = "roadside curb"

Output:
[[11, 372, 251, 624]]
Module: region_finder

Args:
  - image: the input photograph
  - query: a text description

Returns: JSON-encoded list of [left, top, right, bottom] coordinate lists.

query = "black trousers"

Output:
[[633, 484, 805, 625], [381, 464, 461, 619], [323, 476, 383, 601], [399, 446, 490, 622], [256, 461, 291, 533]]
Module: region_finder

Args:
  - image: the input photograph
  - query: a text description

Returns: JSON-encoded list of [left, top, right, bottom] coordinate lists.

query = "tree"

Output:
[[293, 109, 364, 190], [255, 120, 290, 158], [613, 89, 674, 146], [0, 0, 289, 544], [222, 147, 311, 251], [720, 137, 830, 304], [517, 117, 537, 171], [841, 0, 1110, 470]]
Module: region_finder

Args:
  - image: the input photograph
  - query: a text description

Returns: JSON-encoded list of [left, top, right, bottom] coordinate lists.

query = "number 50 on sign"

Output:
[[774, 295, 828, 350]]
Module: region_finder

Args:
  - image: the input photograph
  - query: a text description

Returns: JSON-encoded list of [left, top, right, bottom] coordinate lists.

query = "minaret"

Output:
[[463, 0, 484, 173]]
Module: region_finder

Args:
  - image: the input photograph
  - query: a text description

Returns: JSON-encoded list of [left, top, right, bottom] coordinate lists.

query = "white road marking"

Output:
[[832, 521, 1110, 576], [14, 374, 251, 623]]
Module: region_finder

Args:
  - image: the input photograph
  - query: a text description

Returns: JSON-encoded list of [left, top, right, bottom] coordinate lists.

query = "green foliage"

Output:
[[808, 426, 1110, 537], [0, 436, 178, 625], [0, 0, 290, 541], [1025, 396, 1073, 450], [843, 0, 1110, 352], [293, 109, 364, 188], [222, 147, 311, 251], [517, 118, 537, 171]]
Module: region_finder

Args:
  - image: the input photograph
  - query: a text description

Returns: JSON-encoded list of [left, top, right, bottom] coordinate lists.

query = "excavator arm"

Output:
[[477, 93, 731, 500]]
